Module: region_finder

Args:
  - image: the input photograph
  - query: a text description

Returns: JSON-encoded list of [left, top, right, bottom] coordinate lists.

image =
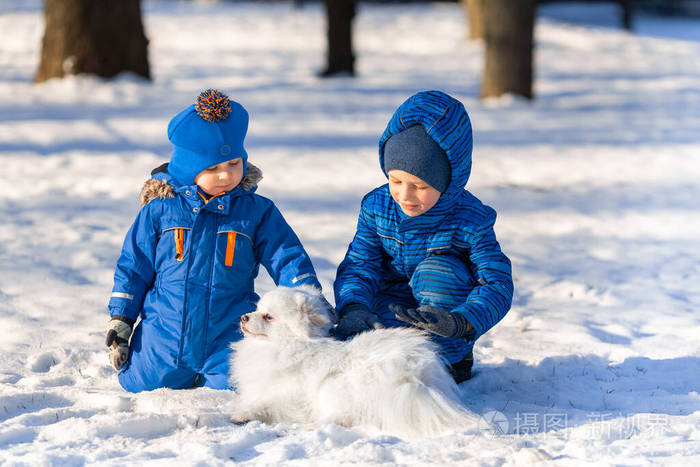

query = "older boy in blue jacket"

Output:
[[106, 90, 323, 392], [334, 90, 513, 383]]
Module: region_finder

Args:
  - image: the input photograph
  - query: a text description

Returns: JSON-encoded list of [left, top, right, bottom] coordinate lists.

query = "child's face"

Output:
[[194, 158, 244, 196], [388, 169, 441, 217]]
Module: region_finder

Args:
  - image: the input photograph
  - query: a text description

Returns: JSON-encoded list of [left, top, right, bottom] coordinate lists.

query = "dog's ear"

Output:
[[295, 292, 329, 326], [294, 292, 315, 315]]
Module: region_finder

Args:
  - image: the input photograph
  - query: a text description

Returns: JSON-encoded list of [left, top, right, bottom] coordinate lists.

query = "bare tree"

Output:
[[463, 0, 484, 40], [620, 0, 634, 30], [320, 0, 356, 77], [480, 0, 536, 99], [36, 0, 150, 83]]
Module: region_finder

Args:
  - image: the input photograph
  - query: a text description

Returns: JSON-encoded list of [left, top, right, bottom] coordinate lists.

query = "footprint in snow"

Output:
[[27, 352, 59, 373]]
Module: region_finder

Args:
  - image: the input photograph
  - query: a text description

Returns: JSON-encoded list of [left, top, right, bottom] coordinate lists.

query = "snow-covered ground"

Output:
[[1, 1, 700, 464]]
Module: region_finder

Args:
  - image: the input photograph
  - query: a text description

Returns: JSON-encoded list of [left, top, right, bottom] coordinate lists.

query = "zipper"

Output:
[[202, 215, 218, 369], [225, 232, 237, 266], [174, 228, 184, 261], [218, 230, 251, 267], [162, 227, 192, 262]]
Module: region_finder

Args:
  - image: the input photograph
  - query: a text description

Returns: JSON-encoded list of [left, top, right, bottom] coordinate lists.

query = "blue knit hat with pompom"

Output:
[[167, 89, 249, 186]]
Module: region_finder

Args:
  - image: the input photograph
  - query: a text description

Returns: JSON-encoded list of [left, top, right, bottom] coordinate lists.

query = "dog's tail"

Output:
[[380, 366, 478, 440]]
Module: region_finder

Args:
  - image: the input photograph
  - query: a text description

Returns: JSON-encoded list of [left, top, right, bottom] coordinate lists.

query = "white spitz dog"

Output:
[[229, 286, 477, 439]]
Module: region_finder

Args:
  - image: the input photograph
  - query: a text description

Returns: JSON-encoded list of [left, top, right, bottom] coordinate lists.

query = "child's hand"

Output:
[[390, 304, 473, 338], [331, 303, 384, 340], [105, 318, 133, 371]]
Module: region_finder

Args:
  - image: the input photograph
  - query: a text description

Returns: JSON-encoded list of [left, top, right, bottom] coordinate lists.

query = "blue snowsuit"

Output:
[[334, 91, 513, 364], [109, 165, 320, 392]]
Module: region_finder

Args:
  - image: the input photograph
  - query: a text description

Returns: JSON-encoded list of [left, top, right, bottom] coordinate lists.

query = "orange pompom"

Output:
[[195, 89, 232, 122]]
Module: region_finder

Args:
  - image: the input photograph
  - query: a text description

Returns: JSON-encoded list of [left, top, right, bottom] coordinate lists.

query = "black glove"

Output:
[[331, 303, 384, 340], [105, 316, 134, 371], [390, 304, 472, 338]]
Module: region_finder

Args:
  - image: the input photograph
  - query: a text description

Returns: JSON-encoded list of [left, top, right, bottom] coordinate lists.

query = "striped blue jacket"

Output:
[[334, 90, 513, 340]]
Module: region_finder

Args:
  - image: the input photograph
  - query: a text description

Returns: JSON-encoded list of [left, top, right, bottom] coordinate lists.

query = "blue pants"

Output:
[[372, 254, 477, 364], [118, 355, 231, 393], [117, 322, 232, 393]]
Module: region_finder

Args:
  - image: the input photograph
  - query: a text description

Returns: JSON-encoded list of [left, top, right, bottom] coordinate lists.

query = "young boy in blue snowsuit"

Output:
[[333, 90, 513, 383], [105, 90, 324, 392]]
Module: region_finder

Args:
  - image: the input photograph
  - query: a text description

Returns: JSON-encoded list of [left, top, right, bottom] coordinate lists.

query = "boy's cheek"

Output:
[[389, 191, 404, 205]]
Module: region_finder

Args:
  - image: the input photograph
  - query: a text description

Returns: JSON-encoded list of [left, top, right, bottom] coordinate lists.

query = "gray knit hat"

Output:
[[383, 125, 451, 193]]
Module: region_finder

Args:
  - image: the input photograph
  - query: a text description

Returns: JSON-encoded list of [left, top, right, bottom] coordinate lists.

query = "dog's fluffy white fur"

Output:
[[229, 285, 477, 439]]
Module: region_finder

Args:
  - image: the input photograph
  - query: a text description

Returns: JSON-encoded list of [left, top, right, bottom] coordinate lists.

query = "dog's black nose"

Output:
[[241, 314, 249, 323]]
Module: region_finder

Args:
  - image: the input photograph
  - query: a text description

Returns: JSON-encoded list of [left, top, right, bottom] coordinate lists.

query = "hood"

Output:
[[378, 90, 473, 198], [139, 161, 263, 206]]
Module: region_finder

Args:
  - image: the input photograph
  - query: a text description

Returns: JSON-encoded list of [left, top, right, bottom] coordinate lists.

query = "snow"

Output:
[[1, 0, 700, 464]]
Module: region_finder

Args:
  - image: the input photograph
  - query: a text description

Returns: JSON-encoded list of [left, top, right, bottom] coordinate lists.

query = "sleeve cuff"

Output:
[[453, 303, 486, 338], [109, 306, 139, 323]]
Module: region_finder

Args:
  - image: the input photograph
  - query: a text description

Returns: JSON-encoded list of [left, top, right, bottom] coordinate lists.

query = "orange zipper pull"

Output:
[[175, 228, 184, 261], [225, 232, 237, 266]]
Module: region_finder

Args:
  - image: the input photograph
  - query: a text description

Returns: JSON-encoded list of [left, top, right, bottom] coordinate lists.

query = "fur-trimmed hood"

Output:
[[139, 162, 263, 206]]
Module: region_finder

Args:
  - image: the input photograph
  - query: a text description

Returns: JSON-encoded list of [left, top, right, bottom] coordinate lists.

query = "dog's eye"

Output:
[[262, 313, 274, 322]]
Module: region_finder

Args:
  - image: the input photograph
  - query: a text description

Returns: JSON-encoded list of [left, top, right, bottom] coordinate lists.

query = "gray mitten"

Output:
[[390, 304, 472, 338], [105, 317, 133, 371], [332, 303, 384, 340]]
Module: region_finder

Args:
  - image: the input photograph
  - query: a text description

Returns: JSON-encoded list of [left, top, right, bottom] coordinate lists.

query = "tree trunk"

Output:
[[464, 0, 484, 40], [36, 0, 150, 82], [620, 0, 633, 31], [321, 0, 356, 77], [480, 0, 535, 99]]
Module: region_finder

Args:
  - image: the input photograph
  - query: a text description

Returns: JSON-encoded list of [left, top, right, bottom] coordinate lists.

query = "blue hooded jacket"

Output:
[[109, 163, 320, 391], [334, 91, 513, 348]]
